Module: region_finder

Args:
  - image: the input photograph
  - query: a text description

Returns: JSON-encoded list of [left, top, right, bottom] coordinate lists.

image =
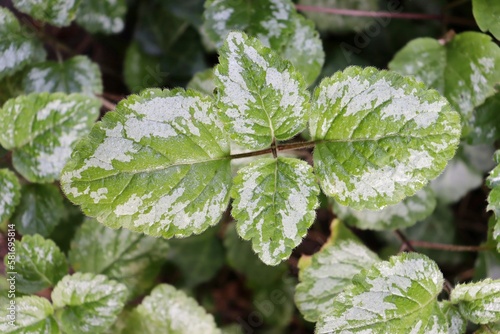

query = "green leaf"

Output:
[[168, 225, 225, 287], [123, 41, 163, 93], [295, 239, 380, 322], [22, 56, 103, 96], [0, 92, 100, 182], [316, 253, 445, 333], [473, 0, 500, 40], [310, 66, 461, 210], [281, 13, 324, 85], [69, 219, 169, 297], [0, 296, 59, 334], [451, 278, 500, 324], [187, 68, 216, 96], [124, 284, 221, 334], [10, 234, 68, 294], [297, 0, 378, 32], [203, 0, 295, 50], [438, 301, 467, 334], [215, 31, 310, 150], [334, 187, 436, 230], [253, 277, 295, 329], [487, 151, 500, 252], [475, 322, 500, 334], [0, 8, 46, 80], [61, 88, 232, 238], [12, 0, 80, 27], [469, 94, 500, 145], [76, 0, 127, 34], [232, 157, 319, 265], [52, 273, 128, 334], [0, 169, 21, 224], [11, 184, 65, 237], [224, 223, 288, 289], [388, 32, 500, 129]]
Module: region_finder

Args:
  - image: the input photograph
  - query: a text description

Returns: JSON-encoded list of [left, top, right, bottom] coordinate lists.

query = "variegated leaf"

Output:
[[0, 93, 100, 182], [215, 31, 310, 150], [52, 273, 128, 334], [124, 284, 221, 334], [0, 296, 59, 334], [333, 187, 437, 230], [0, 169, 20, 224], [0, 8, 46, 80], [316, 253, 445, 334], [310, 66, 461, 210], [451, 279, 500, 324], [12, 0, 80, 27], [61, 88, 232, 239], [295, 239, 380, 322], [231, 157, 319, 265], [23, 56, 103, 96], [439, 301, 467, 334], [487, 150, 500, 252], [389, 32, 500, 130], [76, 0, 127, 34]]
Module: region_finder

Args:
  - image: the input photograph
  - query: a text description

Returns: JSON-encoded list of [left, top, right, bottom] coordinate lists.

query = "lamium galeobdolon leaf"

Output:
[[310, 66, 461, 210], [295, 239, 380, 322], [22, 56, 103, 96], [389, 32, 500, 132], [0, 168, 20, 224], [51, 273, 128, 334], [316, 253, 446, 334], [12, 0, 80, 27], [0, 8, 46, 80], [0, 93, 100, 182], [231, 157, 319, 265], [61, 88, 232, 239], [450, 278, 500, 325], [0, 296, 59, 334], [215, 31, 310, 150], [124, 284, 221, 334]]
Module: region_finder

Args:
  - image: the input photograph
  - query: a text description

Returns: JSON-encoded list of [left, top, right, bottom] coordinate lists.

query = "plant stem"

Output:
[[229, 141, 317, 160], [98, 96, 116, 111], [394, 229, 416, 252], [295, 5, 477, 27], [409, 240, 493, 252]]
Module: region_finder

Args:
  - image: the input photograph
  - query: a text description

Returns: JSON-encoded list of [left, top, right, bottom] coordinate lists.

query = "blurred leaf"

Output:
[[52, 273, 128, 334], [123, 41, 163, 93], [168, 225, 225, 288], [76, 0, 127, 34], [0, 8, 46, 80], [297, 0, 378, 32], [0, 169, 21, 224], [69, 219, 169, 297], [162, 0, 205, 27], [187, 68, 216, 96], [224, 224, 288, 289], [10, 234, 68, 294], [469, 94, 500, 145], [253, 277, 295, 329], [124, 284, 221, 334], [12, 184, 65, 237], [12, 0, 80, 27], [334, 187, 437, 231], [438, 301, 467, 334], [472, 0, 500, 40], [0, 296, 59, 334], [23, 56, 103, 96]]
